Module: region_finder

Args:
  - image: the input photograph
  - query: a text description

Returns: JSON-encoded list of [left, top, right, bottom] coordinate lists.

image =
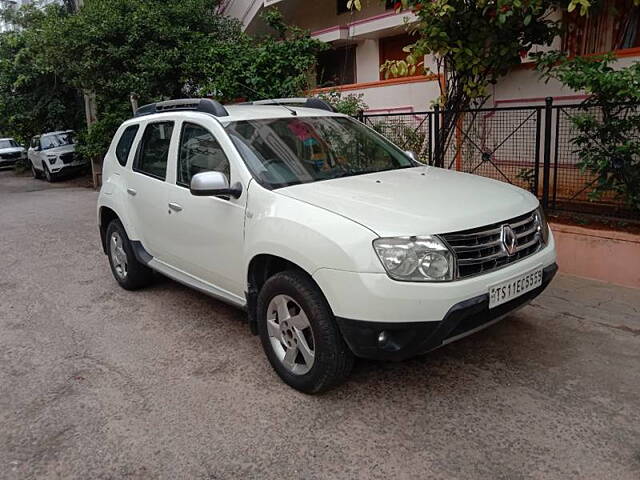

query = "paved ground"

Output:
[[1, 169, 639, 480]]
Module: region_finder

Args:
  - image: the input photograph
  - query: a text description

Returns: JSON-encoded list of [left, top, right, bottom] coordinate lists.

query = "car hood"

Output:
[[0, 147, 25, 155], [44, 144, 75, 155], [277, 166, 539, 237]]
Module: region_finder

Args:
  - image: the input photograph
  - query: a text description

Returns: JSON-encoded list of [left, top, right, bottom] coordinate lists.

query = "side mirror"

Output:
[[190, 171, 242, 199], [404, 150, 418, 162]]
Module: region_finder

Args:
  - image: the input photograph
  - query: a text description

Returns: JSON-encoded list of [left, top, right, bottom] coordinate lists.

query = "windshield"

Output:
[[40, 132, 75, 150], [225, 116, 415, 188], [0, 139, 18, 149]]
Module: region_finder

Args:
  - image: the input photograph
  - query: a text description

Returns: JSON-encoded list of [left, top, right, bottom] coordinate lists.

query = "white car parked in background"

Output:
[[0, 138, 26, 168], [28, 130, 87, 181], [97, 98, 558, 393]]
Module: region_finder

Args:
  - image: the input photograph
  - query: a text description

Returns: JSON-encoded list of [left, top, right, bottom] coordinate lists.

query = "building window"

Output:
[[317, 45, 356, 87], [563, 1, 640, 55], [379, 33, 424, 80], [337, 0, 350, 14]]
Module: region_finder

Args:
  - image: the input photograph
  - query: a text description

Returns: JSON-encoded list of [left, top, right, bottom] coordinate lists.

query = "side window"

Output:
[[134, 122, 174, 180], [115, 125, 139, 166], [177, 122, 230, 187]]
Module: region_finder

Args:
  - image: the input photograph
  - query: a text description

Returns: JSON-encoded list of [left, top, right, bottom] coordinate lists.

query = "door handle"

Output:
[[168, 202, 183, 212], [127, 188, 137, 196]]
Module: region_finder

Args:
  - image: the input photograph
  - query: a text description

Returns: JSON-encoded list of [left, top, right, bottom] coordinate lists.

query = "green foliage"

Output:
[[350, 0, 614, 168], [317, 90, 368, 116], [0, 2, 325, 159], [385, 0, 562, 106], [350, 0, 576, 165], [370, 120, 429, 162], [516, 167, 537, 193], [540, 54, 640, 210], [0, 5, 83, 146]]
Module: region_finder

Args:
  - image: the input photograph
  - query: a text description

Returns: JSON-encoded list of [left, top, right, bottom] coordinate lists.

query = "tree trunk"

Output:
[[83, 91, 100, 188]]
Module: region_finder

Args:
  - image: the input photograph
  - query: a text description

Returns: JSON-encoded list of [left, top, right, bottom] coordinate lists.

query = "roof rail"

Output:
[[247, 97, 335, 113], [134, 98, 229, 118]]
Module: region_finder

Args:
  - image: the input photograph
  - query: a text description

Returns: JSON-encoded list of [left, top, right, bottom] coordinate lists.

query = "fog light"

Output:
[[378, 331, 389, 345]]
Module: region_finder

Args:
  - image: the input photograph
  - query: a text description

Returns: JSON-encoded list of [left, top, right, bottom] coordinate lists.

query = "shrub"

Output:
[[540, 53, 640, 210]]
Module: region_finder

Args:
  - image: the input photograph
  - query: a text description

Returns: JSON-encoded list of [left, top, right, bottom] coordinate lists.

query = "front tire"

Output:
[[105, 219, 154, 290], [30, 162, 41, 179], [43, 164, 53, 182], [257, 270, 354, 393]]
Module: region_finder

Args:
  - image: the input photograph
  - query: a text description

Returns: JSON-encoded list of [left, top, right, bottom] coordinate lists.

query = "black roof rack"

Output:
[[134, 98, 229, 118], [243, 97, 335, 113]]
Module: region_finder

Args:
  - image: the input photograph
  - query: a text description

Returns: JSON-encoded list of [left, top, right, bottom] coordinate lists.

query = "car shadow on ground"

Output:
[[143, 270, 557, 400]]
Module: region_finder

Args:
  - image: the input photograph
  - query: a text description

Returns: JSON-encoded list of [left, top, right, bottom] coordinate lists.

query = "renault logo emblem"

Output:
[[501, 225, 518, 256]]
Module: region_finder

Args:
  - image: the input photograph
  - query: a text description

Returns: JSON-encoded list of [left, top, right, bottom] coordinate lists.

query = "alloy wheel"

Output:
[[266, 294, 315, 375], [109, 231, 128, 279]]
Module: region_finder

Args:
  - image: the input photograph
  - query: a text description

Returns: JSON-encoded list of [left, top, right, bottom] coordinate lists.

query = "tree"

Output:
[[32, 1, 326, 158], [1, 1, 326, 164], [0, 5, 83, 151], [352, 0, 603, 164]]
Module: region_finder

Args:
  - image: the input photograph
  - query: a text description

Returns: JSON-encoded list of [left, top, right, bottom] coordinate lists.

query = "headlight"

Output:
[[47, 154, 57, 164], [373, 236, 454, 282], [536, 207, 550, 245]]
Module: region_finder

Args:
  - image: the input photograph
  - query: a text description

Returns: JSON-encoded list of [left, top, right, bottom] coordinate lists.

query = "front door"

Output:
[[164, 120, 247, 299], [27, 137, 42, 170]]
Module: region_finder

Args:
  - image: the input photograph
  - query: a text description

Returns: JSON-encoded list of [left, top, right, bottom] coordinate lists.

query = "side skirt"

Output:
[[148, 258, 247, 309], [129, 239, 246, 309]]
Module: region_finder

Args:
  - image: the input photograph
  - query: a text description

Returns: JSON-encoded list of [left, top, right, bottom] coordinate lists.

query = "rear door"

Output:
[[124, 120, 176, 259]]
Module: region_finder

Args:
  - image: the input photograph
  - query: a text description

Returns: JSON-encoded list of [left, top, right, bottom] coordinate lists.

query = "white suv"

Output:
[[0, 138, 26, 168], [28, 130, 87, 181], [97, 98, 557, 393]]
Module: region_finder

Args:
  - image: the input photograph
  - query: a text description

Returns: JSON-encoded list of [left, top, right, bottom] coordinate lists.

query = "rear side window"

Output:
[[134, 122, 174, 180], [115, 125, 139, 166], [177, 122, 230, 187]]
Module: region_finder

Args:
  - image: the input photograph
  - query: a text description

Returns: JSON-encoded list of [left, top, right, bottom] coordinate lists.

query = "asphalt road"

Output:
[[1, 169, 639, 480]]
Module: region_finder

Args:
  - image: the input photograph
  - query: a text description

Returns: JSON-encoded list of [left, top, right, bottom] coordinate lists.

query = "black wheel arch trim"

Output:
[[99, 209, 153, 266], [129, 240, 153, 265]]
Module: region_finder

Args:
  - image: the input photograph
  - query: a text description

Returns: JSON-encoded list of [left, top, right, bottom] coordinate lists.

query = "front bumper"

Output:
[[50, 161, 87, 175], [0, 158, 20, 166], [336, 263, 558, 361]]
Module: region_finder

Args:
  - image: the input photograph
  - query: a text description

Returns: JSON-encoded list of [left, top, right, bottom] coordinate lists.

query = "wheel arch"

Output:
[[99, 206, 121, 254], [246, 253, 327, 336]]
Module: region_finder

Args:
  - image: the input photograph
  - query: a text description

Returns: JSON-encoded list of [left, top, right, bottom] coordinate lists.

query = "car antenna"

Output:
[[237, 82, 297, 117]]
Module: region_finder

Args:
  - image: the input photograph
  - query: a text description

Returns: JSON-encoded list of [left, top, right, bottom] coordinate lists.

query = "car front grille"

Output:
[[441, 210, 543, 279], [60, 152, 76, 164], [0, 152, 21, 160]]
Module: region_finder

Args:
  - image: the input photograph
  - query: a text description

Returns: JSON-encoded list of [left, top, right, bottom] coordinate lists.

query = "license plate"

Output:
[[489, 267, 543, 309]]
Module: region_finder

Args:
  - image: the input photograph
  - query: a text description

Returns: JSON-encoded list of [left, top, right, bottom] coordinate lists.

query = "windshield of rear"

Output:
[[0, 139, 18, 149], [40, 132, 75, 150], [225, 116, 415, 188]]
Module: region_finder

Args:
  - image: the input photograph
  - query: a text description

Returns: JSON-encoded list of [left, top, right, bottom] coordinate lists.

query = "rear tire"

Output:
[[105, 219, 154, 290], [257, 270, 354, 393]]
